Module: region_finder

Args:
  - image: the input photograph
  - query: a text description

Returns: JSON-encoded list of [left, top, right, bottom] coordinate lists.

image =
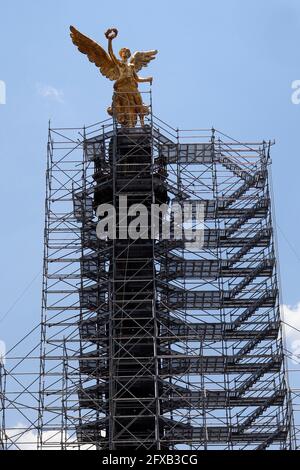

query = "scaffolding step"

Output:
[[230, 259, 274, 298], [221, 169, 267, 209], [237, 390, 286, 432], [163, 418, 287, 444], [234, 323, 279, 361], [237, 359, 280, 396], [227, 199, 269, 235], [217, 153, 252, 181], [79, 353, 282, 376]]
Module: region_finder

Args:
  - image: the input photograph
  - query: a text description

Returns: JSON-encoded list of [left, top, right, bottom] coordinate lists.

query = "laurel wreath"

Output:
[[105, 28, 118, 40]]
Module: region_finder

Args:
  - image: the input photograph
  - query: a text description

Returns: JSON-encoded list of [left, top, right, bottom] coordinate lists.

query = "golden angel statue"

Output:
[[70, 26, 157, 128]]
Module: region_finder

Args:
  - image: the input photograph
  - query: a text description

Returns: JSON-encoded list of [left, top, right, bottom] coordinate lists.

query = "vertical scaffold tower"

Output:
[[37, 104, 294, 450]]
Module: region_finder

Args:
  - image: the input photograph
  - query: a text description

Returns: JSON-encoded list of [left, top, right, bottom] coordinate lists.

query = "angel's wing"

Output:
[[130, 50, 158, 73], [70, 26, 119, 81]]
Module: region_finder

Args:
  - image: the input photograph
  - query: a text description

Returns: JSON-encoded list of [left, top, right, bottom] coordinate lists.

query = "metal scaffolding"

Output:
[[0, 104, 297, 450]]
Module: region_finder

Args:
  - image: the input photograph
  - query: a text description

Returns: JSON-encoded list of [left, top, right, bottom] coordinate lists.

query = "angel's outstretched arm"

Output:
[[107, 38, 119, 66], [134, 70, 153, 84]]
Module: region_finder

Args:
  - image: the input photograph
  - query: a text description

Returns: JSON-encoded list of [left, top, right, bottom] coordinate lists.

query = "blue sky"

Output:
[[0, 0, 300, 352]]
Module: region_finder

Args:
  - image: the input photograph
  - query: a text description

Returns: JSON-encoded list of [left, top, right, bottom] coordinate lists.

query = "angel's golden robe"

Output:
[[70, 26, 157, 127]]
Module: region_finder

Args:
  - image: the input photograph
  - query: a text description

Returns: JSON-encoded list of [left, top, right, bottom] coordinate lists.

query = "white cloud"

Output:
[[282, 303, 300, 363], [0, 340, 5, 365], [5, 423, 95, 450], [37, 83, 64, 103], [282, 303, 300, 340], [6, 424, 62, 450], [0, 80, 6, 104]]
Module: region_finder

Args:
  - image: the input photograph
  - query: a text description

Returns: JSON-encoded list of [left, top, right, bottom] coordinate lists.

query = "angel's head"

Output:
[[119, 48, 131, 62]]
